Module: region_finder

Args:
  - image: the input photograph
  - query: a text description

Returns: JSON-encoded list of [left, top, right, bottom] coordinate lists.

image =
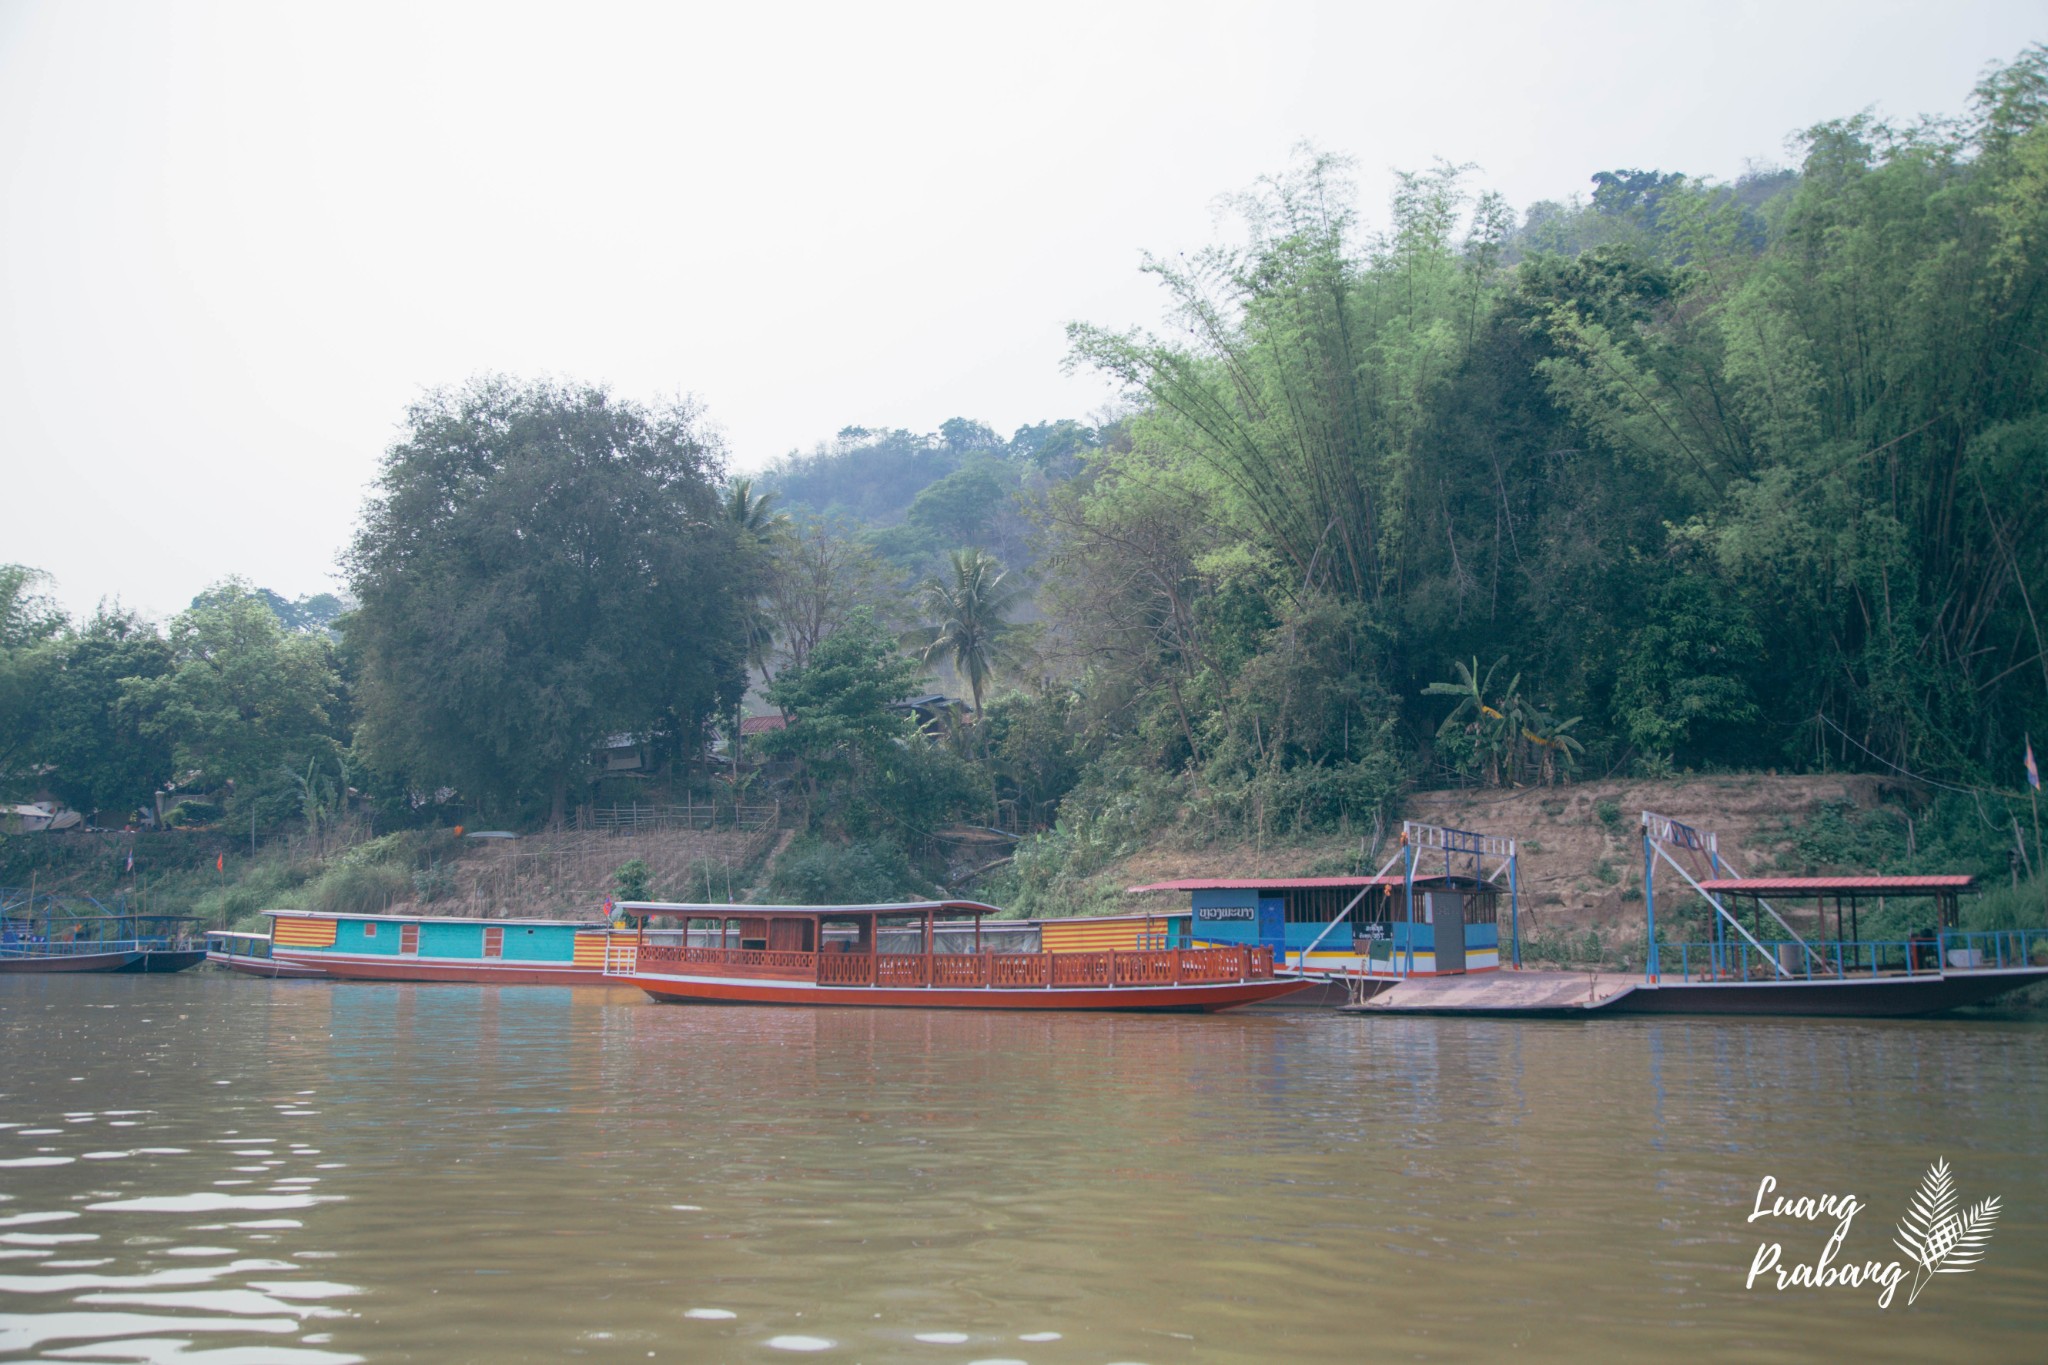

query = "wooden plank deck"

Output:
[[1340, 969, 1636, 1016]]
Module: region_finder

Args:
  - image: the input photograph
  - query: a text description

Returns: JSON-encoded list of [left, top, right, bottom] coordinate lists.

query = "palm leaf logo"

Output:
[[1894, 1158, 2000, 1305]]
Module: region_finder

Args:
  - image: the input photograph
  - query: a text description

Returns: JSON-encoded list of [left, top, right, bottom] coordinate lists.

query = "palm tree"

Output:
[[724, 478, 788, 683], [1423, 656, 1519, 785], [903, 549, 1025, 719], [1519, 707, 1585, 786], [723, 477, 787, 543]]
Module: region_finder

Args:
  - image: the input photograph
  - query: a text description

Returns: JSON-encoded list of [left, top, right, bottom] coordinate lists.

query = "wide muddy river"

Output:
[[0, 974, 2042, 1363]]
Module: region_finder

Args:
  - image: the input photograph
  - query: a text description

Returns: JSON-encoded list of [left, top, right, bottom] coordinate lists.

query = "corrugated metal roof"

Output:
[[1696, 875, 1975, 895], [1127, 876, 1405, 893], [738, 714, 787, 735], [615, 899, 1006, 916]]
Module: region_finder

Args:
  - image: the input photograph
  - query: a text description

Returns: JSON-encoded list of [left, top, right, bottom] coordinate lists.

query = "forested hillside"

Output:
[[4, 49, 2045, 920]]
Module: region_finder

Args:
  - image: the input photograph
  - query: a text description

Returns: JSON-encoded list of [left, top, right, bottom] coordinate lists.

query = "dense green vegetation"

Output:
[[4, 51, 2046, 917]]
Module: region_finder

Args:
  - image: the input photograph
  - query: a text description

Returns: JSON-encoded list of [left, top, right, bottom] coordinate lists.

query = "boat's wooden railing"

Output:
[[633, 943, 816, 977], [817, 952, 875, 986], [632, 941, 1274, 989]]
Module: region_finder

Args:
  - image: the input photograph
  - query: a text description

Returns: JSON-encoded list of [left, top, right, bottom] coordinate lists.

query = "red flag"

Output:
[[216, 853, 224, 872]]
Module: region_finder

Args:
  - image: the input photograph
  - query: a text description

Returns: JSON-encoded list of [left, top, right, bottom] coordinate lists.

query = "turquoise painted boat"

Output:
[[264, 909, 623, 984]]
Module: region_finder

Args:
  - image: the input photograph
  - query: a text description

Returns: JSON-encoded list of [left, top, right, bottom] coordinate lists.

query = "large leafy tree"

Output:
[[37, 608, 176, 819], [0, 565, 68, 795], [345, 377, 752, 825], [124, 582, 343, 818]]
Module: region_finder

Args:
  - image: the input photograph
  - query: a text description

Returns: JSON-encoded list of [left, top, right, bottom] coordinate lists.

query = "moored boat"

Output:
[[0, 910, 206, 975], [265, 908, 622, 984], [609, 899, 1312, 1011], [205, 929, 330, 979]]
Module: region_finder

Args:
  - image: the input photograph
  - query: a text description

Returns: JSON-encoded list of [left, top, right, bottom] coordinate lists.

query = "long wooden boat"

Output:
[[0, 913, 207, 974], [610, 900, 1312, 1011], [0, 944, 146, 973], [206, 930, 330, 979], [265, 909, 619, 985]]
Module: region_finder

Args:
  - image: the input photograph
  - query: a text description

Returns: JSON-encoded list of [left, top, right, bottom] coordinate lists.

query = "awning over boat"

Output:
[[1695, 875, 1975, 896], [614, 899, 1006, 918]]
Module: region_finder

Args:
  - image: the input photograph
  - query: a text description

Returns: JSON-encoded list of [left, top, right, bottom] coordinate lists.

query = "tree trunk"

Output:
[[550, 776, 568, 830]]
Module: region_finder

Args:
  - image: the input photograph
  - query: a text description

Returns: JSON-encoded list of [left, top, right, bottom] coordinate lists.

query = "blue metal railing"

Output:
[[1659, 929, 2048, 983], [0, 937, 178, 959]]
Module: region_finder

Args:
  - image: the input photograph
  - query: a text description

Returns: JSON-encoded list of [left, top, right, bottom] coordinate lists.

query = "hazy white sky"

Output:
[[4, 0, 2041, 620]]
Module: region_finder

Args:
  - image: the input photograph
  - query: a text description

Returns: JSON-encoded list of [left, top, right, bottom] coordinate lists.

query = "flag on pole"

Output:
[[216, 853, 225, 873], [2028, 738, 2041, 791], [125, 848, 134, 874]]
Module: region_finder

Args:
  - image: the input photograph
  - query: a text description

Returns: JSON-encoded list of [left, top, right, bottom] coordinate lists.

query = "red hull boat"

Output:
[[613, 899, 1310, 1012]]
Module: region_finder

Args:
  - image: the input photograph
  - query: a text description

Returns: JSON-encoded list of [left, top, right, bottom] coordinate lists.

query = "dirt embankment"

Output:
[[1101, 773, 1895, 934]]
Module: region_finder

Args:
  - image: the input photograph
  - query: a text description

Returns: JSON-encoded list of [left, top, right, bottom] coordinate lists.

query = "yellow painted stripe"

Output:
[[1044, 924, 1145, 953], [273, 917, 337, 947], [571, 932, 611, 966]]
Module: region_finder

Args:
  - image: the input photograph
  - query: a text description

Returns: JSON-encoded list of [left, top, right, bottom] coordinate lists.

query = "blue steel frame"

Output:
[[1400, 822, 1521, 973], [1642, 813, 1720, 982]]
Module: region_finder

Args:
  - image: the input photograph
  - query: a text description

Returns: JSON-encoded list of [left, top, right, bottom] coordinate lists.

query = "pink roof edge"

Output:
[[1697, 875, 1975, 893], [1127, 875, 1406, 893]]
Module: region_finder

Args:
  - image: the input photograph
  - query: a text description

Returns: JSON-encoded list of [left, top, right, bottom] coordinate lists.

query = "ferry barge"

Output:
[[609, 899, 1310, 1011]]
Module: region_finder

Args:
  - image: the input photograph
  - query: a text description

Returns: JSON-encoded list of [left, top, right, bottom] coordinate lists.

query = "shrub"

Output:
[[164, 800, 220, 828], [309, 860, 411, 915], [1595, 799, 1622, 831], [412, 859, 456, 903], [767, 835, 934, 905], [613, 858, 652, 902]]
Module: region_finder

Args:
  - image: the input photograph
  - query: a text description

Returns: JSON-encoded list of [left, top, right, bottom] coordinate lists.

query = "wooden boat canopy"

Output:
[[616, 899, 1004, 921]]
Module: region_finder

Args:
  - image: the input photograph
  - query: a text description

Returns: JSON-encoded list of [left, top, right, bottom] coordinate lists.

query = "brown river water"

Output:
[[1, 974, 2043, 1363]]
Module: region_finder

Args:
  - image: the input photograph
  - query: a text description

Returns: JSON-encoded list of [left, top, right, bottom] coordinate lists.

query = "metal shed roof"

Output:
[[1127, 876, 1405, 893], [1696, 875, 1975, 896]]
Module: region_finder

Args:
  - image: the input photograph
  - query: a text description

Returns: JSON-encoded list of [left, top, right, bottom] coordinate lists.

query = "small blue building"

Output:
[[1128, 871, 1503, 975]]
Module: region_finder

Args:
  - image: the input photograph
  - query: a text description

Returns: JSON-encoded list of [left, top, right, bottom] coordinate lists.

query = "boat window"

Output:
[[364, 923, 378, 938], [1284, 888, 1362, 923], [741, 938, 768, 951]]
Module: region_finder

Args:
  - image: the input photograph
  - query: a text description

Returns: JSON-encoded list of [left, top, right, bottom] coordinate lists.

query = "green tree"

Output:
[[124, 581, 343, 821], [0, 565, 65, 649], [0, 565, 66, 795], [345, 377, 751, 826], [34, 608, 176, 819], [756, 607, 928, 826]]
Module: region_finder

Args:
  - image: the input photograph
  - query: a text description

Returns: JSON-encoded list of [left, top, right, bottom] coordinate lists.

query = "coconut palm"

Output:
[[724, 478, 787, 682], [903, 549, 1026, 719], [723, 477, 787, 543]]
